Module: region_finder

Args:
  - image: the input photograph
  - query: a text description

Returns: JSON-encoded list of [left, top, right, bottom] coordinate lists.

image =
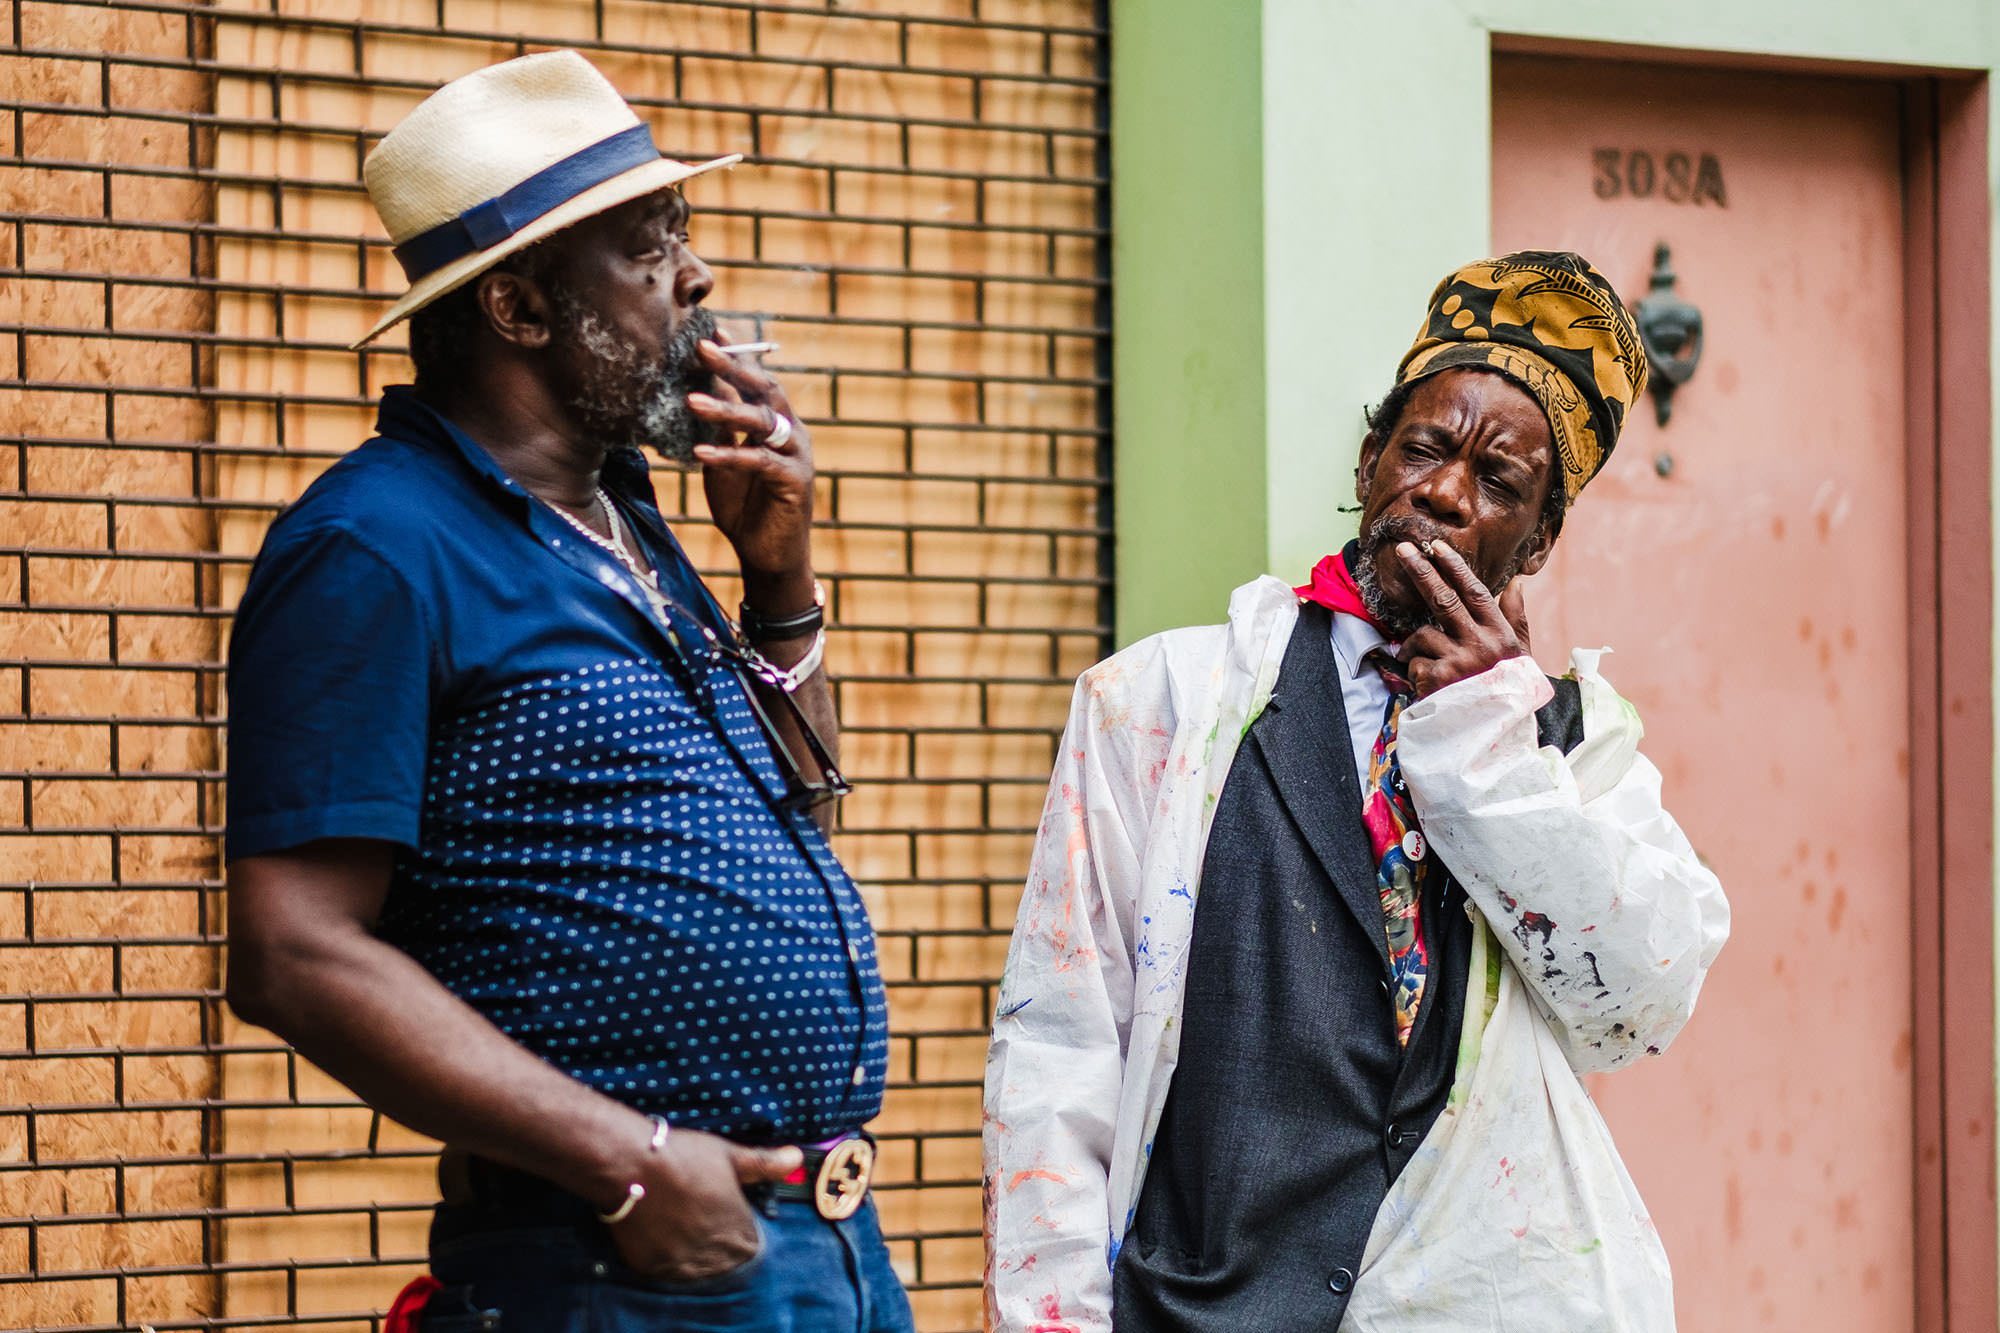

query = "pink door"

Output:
[[1493, 56, 1916, 1330]]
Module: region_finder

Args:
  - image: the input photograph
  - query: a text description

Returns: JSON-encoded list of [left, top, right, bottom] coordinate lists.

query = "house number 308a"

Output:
[[1592, 149, 1728, 207]]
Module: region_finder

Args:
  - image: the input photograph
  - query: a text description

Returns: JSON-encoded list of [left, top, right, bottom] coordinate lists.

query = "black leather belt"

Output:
[[770, 1132, 876, 1221], [439, 1132, 876, 1224]]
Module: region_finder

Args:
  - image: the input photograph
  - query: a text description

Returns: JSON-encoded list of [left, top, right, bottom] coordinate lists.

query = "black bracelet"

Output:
[[740, 581, 826, 641]]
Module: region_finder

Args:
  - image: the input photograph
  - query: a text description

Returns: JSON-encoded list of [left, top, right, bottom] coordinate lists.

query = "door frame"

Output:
[[1901, 72, 1997, 1333]]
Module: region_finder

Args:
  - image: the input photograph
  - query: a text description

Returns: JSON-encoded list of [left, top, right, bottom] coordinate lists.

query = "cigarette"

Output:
[[718, 341, 779, 356]]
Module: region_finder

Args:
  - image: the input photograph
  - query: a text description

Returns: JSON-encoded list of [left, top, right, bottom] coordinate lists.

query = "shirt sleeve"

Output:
[[224, 524, 436, 862]]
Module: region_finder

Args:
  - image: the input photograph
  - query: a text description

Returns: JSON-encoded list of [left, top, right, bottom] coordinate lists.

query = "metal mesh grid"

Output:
[[1, 1, 1110, 1327]]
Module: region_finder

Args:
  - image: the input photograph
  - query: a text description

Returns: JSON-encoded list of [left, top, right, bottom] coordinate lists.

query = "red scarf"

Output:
[[1295, 545, 1385, 632]]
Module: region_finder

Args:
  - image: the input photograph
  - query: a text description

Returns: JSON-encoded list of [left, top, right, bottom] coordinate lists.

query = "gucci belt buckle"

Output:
[[812, 1136, 874, 1221]]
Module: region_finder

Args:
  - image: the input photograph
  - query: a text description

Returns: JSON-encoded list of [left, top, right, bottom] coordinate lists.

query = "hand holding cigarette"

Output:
[[1391, 539, 1533, 697]]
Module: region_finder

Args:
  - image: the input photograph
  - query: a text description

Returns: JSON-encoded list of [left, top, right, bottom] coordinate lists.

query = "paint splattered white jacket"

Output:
[[982, 575, 1730, 1332]]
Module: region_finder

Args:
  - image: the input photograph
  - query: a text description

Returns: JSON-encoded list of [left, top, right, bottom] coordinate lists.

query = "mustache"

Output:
[[1362, 512, 1452, 558], [663, 307, 719, 381]]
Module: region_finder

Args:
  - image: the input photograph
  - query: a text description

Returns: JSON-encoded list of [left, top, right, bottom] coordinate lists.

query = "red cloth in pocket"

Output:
[[384, 1274, 443, 1333]]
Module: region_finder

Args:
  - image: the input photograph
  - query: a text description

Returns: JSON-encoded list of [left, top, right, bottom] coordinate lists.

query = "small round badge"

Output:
[[1402, 830, 1426, 862]]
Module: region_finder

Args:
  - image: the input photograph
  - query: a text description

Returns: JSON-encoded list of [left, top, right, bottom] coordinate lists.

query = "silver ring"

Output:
[[764, 412, 794, 449]]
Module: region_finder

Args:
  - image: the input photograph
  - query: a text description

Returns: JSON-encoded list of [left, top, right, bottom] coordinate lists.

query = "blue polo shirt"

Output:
[[225, 387, 888, 1144]]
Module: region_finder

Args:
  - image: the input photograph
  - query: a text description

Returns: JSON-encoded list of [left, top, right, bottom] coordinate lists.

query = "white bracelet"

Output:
[[769, 626, 826, 694], [599, 1181, 644, 1225], [596, 1115, 670, 1225]]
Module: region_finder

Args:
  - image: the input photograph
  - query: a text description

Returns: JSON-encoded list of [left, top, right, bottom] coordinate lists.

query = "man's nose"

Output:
[[1411, 461, 1475, 525], [678, 250, 714, 307]]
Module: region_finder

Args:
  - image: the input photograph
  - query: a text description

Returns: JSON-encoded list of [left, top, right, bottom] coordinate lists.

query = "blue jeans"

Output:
[[421, 1192, 917, 1333]]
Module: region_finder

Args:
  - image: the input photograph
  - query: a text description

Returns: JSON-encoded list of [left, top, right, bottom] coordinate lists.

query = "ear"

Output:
[[1517, 513, 1559, 577], [1354, 432, 1386, 509], [474, 269, 555, 351]]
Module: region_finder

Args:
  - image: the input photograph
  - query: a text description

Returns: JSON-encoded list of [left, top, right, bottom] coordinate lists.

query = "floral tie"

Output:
[[1360, 649, 1430, 1047]]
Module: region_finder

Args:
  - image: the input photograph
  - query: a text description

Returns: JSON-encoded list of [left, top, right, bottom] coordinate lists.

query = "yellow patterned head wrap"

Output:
[[1398, 251, 1648, 503]]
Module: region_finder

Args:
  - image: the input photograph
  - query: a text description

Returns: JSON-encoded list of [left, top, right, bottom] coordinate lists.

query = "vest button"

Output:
[[1328, 1267, 1355, 1294]]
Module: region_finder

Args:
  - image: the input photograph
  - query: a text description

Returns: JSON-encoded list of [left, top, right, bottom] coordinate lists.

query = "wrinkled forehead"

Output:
[[605, 186, 689, 236], [1401, 366, 1555, 464], [634, 186, 690, 229], [554, 187, 690, 255]]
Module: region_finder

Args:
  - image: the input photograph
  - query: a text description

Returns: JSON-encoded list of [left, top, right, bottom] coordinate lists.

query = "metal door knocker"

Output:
[[1635, 242, 1702, 426]]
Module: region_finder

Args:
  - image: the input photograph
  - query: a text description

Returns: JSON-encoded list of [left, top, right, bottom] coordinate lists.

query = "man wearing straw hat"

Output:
[[223, 52, 914, 1330], [985, 254, 1730, 1330]]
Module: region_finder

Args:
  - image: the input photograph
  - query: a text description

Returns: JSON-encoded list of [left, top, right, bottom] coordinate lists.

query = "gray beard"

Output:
[[557, 303, 717, 464], [1353, 511, 1536, 640]]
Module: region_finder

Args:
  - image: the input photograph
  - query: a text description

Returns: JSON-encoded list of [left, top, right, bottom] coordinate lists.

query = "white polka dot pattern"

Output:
[[376, 653, 889, 1141]]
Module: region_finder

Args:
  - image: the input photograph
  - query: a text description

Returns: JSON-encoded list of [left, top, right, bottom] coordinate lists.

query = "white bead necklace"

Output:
[[546, 488, 824, 696], [549, 489, 673, 622]]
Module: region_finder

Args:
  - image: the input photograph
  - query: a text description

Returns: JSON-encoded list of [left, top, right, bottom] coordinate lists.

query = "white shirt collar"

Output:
[[1328, 609, 1393, 682]]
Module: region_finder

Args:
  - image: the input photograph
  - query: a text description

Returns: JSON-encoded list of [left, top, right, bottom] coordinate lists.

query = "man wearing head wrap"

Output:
[[983, 253, 1730, 1331]]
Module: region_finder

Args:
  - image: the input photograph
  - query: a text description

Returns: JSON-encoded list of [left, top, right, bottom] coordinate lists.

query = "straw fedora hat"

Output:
[[352, 49, 739, 348]]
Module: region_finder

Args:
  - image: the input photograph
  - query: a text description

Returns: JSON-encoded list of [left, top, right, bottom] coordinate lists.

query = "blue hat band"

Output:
[[392, 123, 661, 282]]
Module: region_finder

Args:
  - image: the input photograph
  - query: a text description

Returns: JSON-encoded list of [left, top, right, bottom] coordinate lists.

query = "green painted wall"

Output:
[[1258, 3, 1490, 587], [1109, 0, 1267, 646]]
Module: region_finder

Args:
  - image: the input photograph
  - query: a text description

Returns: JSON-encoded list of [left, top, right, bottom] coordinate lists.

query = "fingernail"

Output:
[[698, 339, 719, 353], [686, 392, 717, 407], [1396, 541, 1418, 558]]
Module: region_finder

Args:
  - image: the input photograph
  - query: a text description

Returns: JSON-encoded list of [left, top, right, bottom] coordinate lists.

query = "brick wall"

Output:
[[2, 1, 225, 1326], [2, 2, 1109, 1329]]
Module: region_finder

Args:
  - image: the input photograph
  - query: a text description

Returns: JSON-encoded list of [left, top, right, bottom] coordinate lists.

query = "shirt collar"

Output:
[[1328, 608, 1392, 682], [373, 385, 663, 512]]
